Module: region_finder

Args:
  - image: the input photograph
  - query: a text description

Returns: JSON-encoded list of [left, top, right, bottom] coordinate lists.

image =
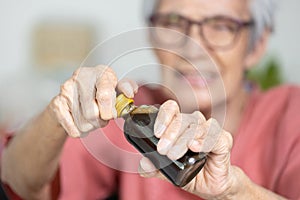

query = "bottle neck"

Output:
[[119, 103, 136, 118], [116, 94, 135, 118]]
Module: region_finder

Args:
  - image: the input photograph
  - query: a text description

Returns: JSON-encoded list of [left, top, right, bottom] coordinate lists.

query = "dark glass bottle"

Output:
[[116, 94, 207, 187]]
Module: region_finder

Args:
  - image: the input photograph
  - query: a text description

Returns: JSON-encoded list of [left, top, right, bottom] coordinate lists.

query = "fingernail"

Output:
[[154, 124, 166, 137], [122, 82, 134, 98], [157, 138, 171, 155]]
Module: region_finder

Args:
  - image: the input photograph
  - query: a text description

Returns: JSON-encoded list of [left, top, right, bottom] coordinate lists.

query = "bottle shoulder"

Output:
[[131, 105, 159, 115]]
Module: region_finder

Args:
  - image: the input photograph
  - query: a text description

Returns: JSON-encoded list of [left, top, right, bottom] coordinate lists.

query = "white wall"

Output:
[[0, 0, 145, 76], [0, 0, 149, 128], [0, 0, 299, 128], [268, 0, 300, 83]]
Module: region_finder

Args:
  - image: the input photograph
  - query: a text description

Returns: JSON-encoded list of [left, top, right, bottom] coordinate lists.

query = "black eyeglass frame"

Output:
[[149, 13, 255, 50]]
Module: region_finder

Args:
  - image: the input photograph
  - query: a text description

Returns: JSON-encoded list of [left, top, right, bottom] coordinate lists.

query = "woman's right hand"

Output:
[[49, 65, 138, 137]]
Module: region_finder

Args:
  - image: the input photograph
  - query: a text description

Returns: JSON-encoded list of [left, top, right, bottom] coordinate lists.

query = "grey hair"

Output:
[[143, 0, 277, 50], [250, 0, 277, 48]]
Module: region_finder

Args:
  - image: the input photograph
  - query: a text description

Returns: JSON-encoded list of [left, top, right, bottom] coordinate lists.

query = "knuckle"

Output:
[[97, 88, 115, 102], [97, 75, 117, 89], [192, 111, 206, 122], [52, 95, 61, 105], [72, 67, 89, 82], [161, 100, 179, 112], [100, 66, 117, 79], [60, 79, 74, 93], [207, 118, 220, 129], [94, 65, 106, 72], [189, 124, 204, 139], [223, 130, 233, 149], [50, 96, 64, 118], [52, 96, 65, 110], [74, 67, 89, 77], [207, 117, 217, 125], [97, 94, 111, 104], [195, 124, 205, 134], [72, 68, 81, 76], [103, 66, 116, 75]]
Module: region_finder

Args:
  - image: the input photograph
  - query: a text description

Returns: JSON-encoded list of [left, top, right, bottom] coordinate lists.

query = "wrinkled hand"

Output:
[[50, 65, 138, 137], [139, 100, 236, 200]]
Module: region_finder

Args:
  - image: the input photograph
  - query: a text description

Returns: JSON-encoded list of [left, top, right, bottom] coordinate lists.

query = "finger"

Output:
[[187, 119, 233, 171], [166, 125, 199, 160], [60, 77, 94, 134], [167, 111, 206, 160], [95, 66, 118, 120], [211, 128, 233, 155], [154, 100, 180, 138], [75, 67, 101, 128], [209, 130, 232, 169], [157, 112, 206, 160], [138, 157, 167, 181], [157, 114, 183, 155], [201, 118, 224, 153], [191, 110, 206, 124], [186, 123, 208, 152], [67, 80, 94, 133], [138, 157, 159, 177], [51, 96, 81, 137], [188, 118, 225, 153], [117, 78, 138, 98]]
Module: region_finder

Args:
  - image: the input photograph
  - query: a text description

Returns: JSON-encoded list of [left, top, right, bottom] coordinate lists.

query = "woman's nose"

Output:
[[180, 25, 209, 60]]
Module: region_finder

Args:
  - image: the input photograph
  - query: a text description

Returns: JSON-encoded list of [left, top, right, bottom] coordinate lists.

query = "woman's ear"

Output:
[[244, 30, 270, 69]]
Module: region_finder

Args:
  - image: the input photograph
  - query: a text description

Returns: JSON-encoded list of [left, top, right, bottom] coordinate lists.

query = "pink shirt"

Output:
[[4, 85, 300, 199]]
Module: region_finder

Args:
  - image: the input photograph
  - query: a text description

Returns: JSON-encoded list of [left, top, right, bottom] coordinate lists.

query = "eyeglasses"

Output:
[[149, 13, 254, 50]]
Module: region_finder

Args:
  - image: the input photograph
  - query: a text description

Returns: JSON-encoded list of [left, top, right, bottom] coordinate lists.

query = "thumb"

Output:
[[138, 157, 167, 182]]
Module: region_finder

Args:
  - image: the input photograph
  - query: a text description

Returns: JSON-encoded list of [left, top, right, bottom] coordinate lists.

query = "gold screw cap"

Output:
[[115, 94, 134, 117]]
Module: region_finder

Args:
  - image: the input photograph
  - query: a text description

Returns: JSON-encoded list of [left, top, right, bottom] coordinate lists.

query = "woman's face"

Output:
[[153, 0, 254, 113]]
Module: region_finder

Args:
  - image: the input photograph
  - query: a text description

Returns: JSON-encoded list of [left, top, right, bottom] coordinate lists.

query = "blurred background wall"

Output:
[[0, 0, 299, 129]]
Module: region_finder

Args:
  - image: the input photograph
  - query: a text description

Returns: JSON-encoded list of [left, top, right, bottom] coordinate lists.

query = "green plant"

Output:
[[246, 57, 284, 90]]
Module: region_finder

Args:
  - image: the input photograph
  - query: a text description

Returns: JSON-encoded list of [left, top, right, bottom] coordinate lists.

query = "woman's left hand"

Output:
[[138, 100, 238, 200]]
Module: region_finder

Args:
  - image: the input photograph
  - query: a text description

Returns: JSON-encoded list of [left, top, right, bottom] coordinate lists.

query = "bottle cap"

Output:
[[115, 94, 134, 117]]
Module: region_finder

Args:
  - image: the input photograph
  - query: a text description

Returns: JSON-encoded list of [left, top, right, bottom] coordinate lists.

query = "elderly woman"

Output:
[[1, 0, 300, 199]]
